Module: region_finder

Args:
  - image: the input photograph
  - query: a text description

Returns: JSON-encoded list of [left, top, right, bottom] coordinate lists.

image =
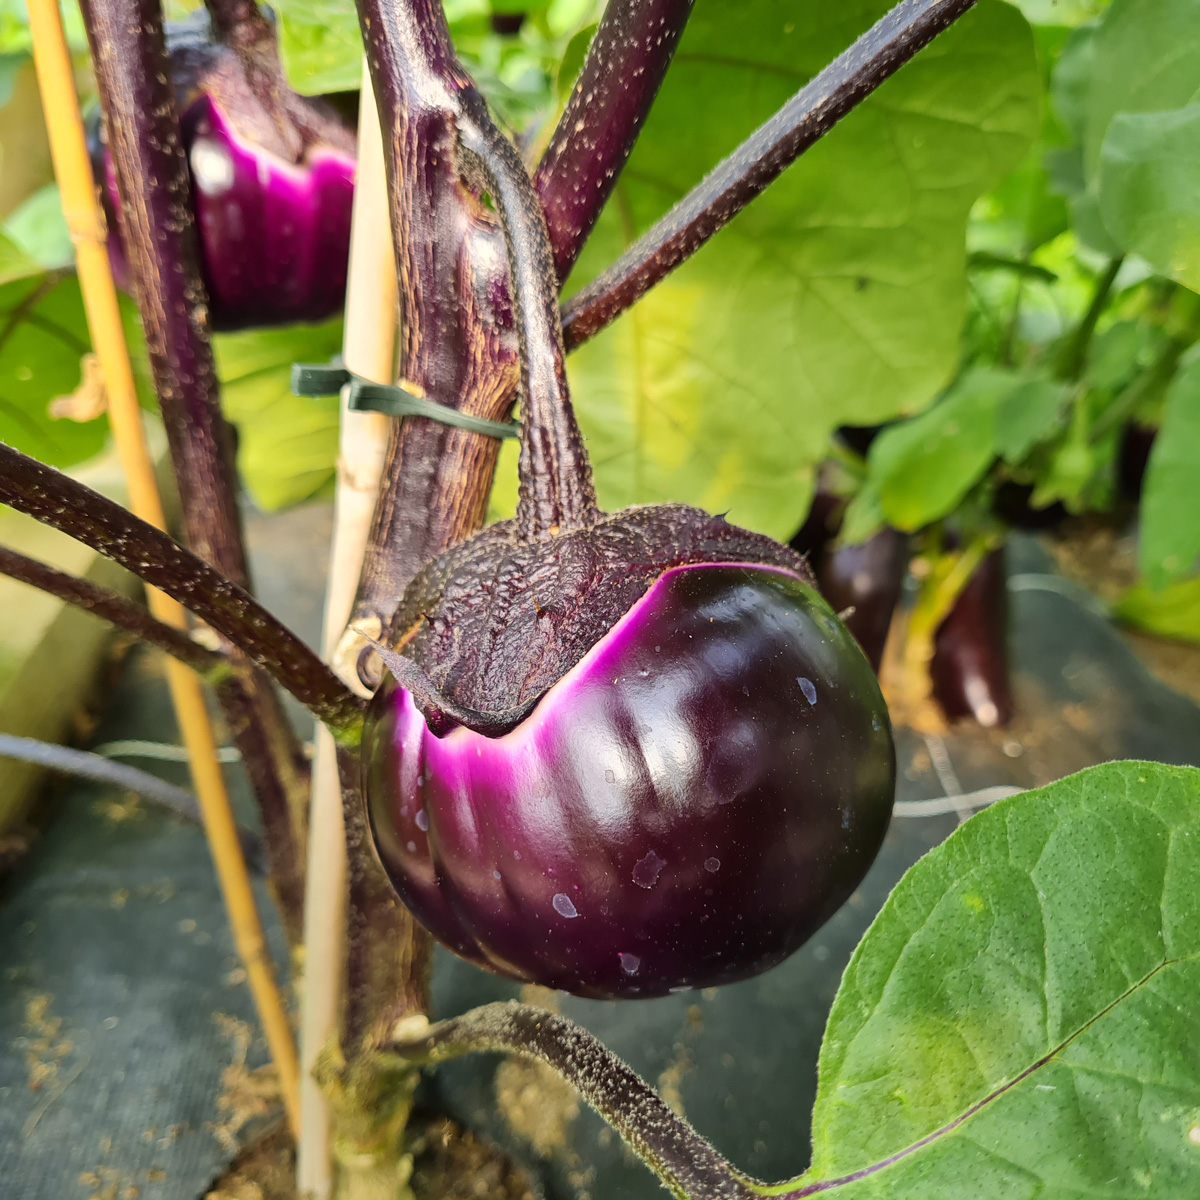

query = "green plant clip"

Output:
[[290, 359, 518, 439]]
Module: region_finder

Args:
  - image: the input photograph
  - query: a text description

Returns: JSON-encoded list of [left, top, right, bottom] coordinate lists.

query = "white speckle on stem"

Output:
[[552, 893, 578, 919], [618, 952, 640, 975], [797, 677, 817, 706]]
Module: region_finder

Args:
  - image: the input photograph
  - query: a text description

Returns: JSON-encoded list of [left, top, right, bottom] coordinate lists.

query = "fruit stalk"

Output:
[[533, 0, 696, 284], [561, 0, 981, 350]]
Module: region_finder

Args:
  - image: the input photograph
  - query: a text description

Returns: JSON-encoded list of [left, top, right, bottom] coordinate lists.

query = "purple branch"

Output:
[[79, 0, 312, 917], [534, 0, 695, 284], [351, 0, 519, 627], [391, 1002, 757, 1200], [78, 0, 250, 589], [0, 544, 224, 676], [0, 444, 364, 738], [560, 0, 980, 350], [0, 732, 266, 872]]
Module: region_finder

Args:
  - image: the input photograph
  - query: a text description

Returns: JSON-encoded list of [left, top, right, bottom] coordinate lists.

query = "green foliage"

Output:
[[1115, 577, 1200, 646], [866, 369, 1067, 533], [3, 184, 73, 272], [555, 0, 1039, 541], [1101, 105, 1200, 292], [787, 760, 1200, 1198], [0, 274, 108, 468], [0, 230, 39, 286], [272, 0, 363, 95], [1139, 354, 1200, 588], [214, 320, 344, 512]]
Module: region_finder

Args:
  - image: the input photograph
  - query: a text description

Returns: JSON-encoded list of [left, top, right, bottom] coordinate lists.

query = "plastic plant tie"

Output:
[[292, 360, 518, 439]]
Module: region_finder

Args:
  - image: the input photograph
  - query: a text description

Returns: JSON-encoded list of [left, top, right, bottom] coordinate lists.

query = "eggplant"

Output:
[[90, 12, 356, 331], [363, 508, 895, 999], [929, 546, 1013, 728], [815, 527, 910, 674]]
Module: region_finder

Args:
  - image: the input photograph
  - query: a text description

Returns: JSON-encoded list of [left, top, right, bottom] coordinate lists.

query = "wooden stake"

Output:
[[26, 0, 300, 1137], [296, 58, 397, 1198]]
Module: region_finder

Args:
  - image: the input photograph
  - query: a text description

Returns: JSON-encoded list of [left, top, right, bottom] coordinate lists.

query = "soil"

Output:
[[203, 1115, 538, 1200]]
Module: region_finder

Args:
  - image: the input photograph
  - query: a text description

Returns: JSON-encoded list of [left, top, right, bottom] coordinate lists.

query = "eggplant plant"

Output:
[[789, 0, 1200, 728], [1, 0, 1199, 1198]]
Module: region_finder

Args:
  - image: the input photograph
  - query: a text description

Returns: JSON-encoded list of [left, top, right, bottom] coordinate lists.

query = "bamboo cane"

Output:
[[26, 0, 300, 1137], [297, 58, 397, 1198]]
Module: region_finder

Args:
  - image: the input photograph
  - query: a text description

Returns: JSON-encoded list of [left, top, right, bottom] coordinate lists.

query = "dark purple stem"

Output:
[[351, 0, 518, 627], [0, 544, 225, 676], [78, 0, 250, 589], [560, 0, 980, 350], [0, 444, 364, 738], [80, 0, 313, 936], [392, 1002, 757, 1200], [534, 0, 695, 284]]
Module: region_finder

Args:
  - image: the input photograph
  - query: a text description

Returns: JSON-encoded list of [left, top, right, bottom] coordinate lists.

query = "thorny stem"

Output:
[[0, 544, 225, 676], [560, 0, 981, 350], [79, 0, 311, 929], [0, 444, 365, 739], [391, 1002, 758, 1200], [457, 103, 598, 539], [0, 732, 266, 871], [533, 0, 696, 284]]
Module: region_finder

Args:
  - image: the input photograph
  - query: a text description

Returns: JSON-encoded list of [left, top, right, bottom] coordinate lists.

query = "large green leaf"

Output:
[[214, 320, 343, 512], [1139, 354, 1200, 588], [553, 0, 1038, 540], [788, 760, 1200, 1198], [0, 273, 109, 467], [1100, 104, 1200, 293]]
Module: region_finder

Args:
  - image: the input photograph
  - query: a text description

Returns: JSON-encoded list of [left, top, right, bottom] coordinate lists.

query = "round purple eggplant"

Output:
[[364, 561, 893, 998], [91, 14, 355, 330], [930, 546, 1013, 728]]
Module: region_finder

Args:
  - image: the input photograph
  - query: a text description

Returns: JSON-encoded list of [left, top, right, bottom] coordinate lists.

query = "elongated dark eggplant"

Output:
[[930, 546, 1013, 728], [815, 527, 909, 674]]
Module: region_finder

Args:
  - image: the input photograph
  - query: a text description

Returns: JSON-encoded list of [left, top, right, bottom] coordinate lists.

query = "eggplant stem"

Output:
[[390, 1002, 759, 1200], [78, 0, 313, 931], [561, 0, 981, 351], [0, 732, 267, 871], [533, 0, 696, 284], [0, 442, 366, 741]]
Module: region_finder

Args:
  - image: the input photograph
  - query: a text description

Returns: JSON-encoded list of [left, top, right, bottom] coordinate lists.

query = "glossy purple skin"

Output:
[[363, 564, 895, 999], [102, 96, 354, 330]]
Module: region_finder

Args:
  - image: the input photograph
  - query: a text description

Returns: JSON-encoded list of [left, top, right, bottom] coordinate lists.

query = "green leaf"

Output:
[[794, 760, 1200, 1198], [994, 375, 1069, 462], [1139, 353, 1200, 587], [1114, 576, 1200, 644], [0, 273, 110, 468], [0, 0, 87, 54], [272, 0, 363, 95], [0, 230, 40, 286], [3, 184, 74, 271], [868, 368, 1012, 531], [557, 0, 1039, 541], [1100, 104, 1200, 293], [213, 320, 343, 512]]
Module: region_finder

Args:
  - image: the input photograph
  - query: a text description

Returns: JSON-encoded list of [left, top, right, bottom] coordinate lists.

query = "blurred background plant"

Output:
[[3, 0, 1197, 728]]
